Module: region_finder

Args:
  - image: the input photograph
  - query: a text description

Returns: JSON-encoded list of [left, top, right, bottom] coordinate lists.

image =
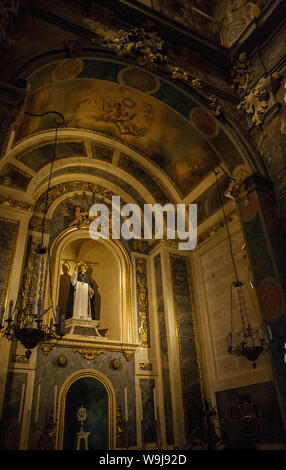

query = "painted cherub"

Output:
[[69, 205, 89, 228]]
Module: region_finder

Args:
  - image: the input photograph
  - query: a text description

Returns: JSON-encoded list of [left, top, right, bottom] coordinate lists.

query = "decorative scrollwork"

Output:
[[41, 342, 55, 355], [35, 181, 115, 215], [73, 347, 105, 360], [98, 21, 199, 85], [122, 350, 134, 361], [139, 362, 153, 371], [136, 258, 150, 348], [232, 53, 282, 127], [237, 77, 270, 127], [0, 196, 33, 212]]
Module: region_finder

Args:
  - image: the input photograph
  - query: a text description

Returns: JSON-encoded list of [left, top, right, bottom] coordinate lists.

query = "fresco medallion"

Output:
[[53, 59, 83, 81], [118, 66, 160, 94], [190, 107, 219, 139]]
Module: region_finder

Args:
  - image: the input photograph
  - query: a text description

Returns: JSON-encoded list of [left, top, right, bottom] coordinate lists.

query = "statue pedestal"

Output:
[[75, 431, 90, 450], [64, 318, 108, 339]]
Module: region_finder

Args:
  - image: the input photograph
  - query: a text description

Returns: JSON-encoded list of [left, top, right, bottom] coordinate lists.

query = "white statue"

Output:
[[66, 262, 95, 320]]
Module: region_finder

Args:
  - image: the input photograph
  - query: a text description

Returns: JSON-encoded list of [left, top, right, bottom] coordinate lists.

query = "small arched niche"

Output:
[[56, 370, 116, 450], [49, 227, 132, 343]]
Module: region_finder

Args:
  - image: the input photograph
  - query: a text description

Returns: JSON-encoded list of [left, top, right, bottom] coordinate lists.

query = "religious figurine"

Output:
[[66, 262, 95, 320]]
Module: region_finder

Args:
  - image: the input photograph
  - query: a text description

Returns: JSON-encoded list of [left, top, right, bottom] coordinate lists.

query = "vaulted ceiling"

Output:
[[1, 57, 246, 204]]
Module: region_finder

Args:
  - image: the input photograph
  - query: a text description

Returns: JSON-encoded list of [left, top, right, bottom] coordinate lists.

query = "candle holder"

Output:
[[0, 110, 66, 359]]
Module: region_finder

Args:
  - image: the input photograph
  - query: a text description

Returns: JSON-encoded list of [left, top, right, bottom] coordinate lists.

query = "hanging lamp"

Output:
[[214, 167, 270, 368]]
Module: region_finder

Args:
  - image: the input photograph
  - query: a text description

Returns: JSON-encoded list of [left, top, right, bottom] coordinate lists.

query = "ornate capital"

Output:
[[232, 53, 282, 127], [122, 350, 134, 361]]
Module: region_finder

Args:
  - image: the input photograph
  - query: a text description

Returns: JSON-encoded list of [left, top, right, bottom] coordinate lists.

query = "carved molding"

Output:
[[41, 337, 139, 358], [207, 95, 223, 117], [10, 353, 30, 364], [73, 347, 106, 360], [0, 195, 33, 212], [139, 362, 153, 371], [35, 181, 115, 214], [41, 342, 54, 355], [122, 350, 134, 361], [95, 20, 205, 85], [232, 53, 282, 128], [197, 211, 239, 246], [237, 75, 273, 127]]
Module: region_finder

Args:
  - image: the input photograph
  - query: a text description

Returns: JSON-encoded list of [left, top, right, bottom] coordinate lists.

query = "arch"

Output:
[[3, 129, 178, 204], [56, 369, 117, 450], [2, 52, 266, 201]]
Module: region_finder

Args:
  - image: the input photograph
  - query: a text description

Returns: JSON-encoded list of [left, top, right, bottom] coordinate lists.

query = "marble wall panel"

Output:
[[0, 218, 19, 314], [16, 233, 42, 315], [170, 255, 203, 441], [200, 226, 269, 380], [28, 346, 136, 450], [154, 254, 174, 445], [140, 378, 156, 444], [0, 371, 27, 450]]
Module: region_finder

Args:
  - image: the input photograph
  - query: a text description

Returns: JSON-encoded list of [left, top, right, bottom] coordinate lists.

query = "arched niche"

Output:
[[56, 369, 116, 450], [49, 227, 133, 344]]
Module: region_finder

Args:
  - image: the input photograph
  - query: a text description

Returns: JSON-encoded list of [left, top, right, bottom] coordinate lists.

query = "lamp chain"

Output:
[[213, 168, 240, 284]]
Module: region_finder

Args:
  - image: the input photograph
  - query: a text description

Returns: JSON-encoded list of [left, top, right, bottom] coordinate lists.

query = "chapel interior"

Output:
[[0, 0, 286, 451]]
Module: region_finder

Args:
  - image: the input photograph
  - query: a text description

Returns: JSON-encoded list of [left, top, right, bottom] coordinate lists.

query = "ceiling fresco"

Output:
[[14, 58, 244, 198]]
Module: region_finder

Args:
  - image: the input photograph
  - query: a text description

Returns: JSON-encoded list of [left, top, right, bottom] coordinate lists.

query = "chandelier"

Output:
[[0, 110, 66, 359], [214, 167, 270, 368]]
